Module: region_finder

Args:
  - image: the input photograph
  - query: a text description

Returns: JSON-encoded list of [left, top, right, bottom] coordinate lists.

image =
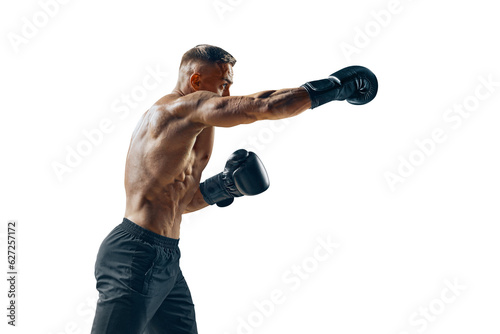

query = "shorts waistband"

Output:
[[120, 218, 179, 248]]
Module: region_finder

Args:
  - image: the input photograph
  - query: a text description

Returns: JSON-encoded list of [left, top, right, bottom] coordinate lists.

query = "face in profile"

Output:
[[192, 62, 233, 97]]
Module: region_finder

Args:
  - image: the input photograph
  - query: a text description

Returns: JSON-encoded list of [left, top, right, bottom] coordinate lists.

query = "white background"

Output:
[[1, 0, 499, 333]]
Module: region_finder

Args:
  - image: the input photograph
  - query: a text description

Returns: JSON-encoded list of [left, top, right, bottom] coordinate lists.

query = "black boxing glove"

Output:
[[301, 65, 378, 109], [199, 149, 270, 207]]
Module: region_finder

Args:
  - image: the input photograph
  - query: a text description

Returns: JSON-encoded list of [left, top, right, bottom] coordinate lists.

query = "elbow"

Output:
[[256, 98, 277, 120], [259, 97, 287, 121]]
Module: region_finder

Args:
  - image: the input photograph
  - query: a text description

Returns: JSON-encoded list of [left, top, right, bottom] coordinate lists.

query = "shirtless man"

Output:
[[91, 44, 378, 334]]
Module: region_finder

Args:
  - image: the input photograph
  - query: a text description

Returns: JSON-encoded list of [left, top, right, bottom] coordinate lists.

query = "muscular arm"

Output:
[[183, 187, 209, 214], [177, 87, 310, 213], [172, 87, 312, 127]]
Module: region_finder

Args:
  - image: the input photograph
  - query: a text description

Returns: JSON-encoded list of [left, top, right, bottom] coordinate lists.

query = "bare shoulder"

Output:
[[166, 91, 220, 119], [153, 91, 220, 121], [147, 93, 209, 139]]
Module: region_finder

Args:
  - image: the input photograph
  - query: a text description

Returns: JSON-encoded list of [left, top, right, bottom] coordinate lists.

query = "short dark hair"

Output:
[[180, 44, 236, 68]]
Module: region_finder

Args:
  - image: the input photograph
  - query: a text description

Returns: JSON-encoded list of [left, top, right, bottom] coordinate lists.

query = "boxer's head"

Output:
[[177, 44, 236, 96]]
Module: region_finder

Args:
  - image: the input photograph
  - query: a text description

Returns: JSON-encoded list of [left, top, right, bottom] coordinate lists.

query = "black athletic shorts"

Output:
[[91, 218, 197, 334]]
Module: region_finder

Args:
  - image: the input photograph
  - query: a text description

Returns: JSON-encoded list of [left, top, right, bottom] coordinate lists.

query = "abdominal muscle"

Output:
[[124, 183, 195, 238]]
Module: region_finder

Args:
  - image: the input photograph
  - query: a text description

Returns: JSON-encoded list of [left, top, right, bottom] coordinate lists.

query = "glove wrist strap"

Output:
[[301, 76, 342, 109], [199, 174, 234, 207]]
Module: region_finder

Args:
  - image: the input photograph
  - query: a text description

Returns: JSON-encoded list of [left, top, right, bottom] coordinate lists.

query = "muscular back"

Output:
[[124, 93, 214, 237]]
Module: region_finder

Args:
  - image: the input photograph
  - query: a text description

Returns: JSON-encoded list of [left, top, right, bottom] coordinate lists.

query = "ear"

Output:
[[190, 73, 201, 91]]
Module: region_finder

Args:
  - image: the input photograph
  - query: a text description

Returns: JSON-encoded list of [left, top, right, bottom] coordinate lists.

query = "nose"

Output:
[[222, 88, 230, 97]]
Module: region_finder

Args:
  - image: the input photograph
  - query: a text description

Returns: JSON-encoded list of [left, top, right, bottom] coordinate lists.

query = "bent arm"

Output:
[[183, 187, 209, 214], [173, 87, 312, 128]]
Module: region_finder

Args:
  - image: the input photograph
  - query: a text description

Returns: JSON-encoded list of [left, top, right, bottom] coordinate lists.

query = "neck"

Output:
[[173, 81, 193, 96]]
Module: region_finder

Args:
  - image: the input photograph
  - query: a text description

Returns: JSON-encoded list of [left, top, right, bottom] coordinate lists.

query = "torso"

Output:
[[124, 93, 213, 238]]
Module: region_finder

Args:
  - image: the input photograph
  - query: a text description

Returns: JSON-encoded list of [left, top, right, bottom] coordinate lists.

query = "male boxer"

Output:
[[91, 44, 378, 334]]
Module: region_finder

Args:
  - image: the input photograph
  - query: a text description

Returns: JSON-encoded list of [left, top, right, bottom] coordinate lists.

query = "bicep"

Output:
[[175, 91, 271, 128]]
